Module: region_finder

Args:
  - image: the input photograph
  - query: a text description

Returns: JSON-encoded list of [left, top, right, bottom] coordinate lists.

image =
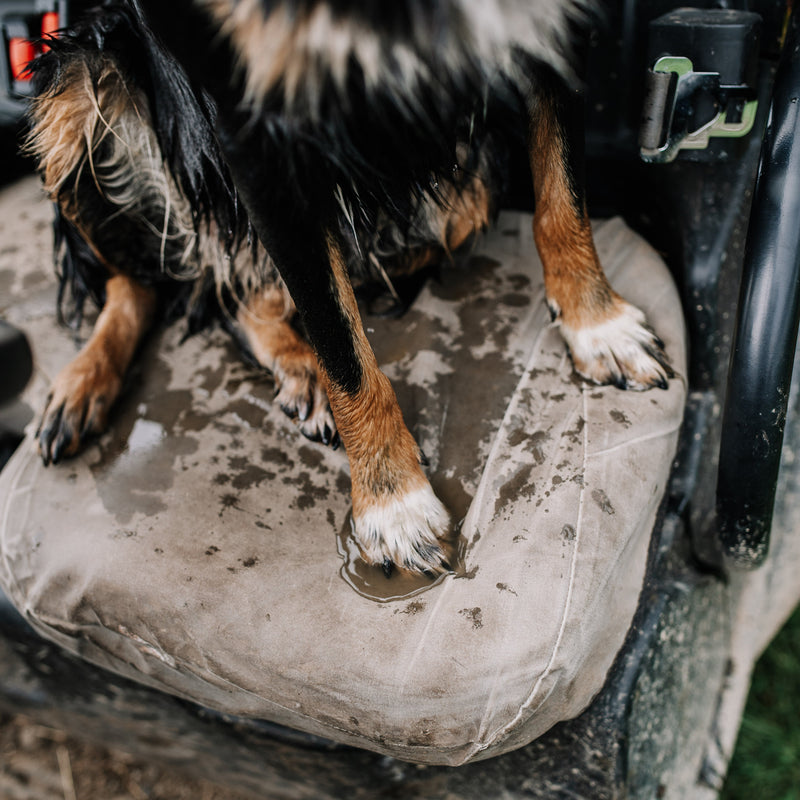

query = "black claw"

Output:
[[330, 432, 341, 451], [321, 424, 332, 446], [39, 405, 64, 465], [613, 374, 628, 391], [418, 448, 430, 467], [382, 558, 394, 578], [51, 421, 74, 465], [300, 427, 321, 444], [280, 402, 295, 419], [655, 375, 668, 390], [440, 560, 452, 572]]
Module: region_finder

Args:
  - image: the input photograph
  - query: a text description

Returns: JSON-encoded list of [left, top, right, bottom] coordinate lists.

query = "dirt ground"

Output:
[[0, 712, 257, 800]]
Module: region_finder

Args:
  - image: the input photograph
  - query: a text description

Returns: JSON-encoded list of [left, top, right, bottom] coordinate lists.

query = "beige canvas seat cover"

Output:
[[0, 206, 686, 766]]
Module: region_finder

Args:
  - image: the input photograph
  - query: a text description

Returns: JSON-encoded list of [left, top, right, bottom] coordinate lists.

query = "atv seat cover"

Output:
[[0, 191, 686, 765]]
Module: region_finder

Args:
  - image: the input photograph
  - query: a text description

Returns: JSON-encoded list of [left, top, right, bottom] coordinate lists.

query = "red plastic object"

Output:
[[8, 38, 36, 81], [41, 12, 60, 36], [41, 11, 60, 52]]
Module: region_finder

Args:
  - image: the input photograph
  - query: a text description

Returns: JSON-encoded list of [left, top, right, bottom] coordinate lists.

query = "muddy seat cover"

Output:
[[0, 196, 686, 765]]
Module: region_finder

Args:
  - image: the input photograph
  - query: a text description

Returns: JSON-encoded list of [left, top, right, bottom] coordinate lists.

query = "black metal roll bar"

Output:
[[716, 7, 800, 567]]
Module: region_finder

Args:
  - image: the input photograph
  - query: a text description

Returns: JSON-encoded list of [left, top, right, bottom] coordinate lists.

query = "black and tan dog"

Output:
[[27, 0, 671, 575]]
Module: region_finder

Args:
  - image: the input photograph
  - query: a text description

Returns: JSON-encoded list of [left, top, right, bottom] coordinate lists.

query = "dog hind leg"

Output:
[[529, 66, 673, 390], [28, 54, 186, 462], [37, 273, 156, 464]]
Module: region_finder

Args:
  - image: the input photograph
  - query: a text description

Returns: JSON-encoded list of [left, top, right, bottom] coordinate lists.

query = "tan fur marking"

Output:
[[38, 275, 156, 461], [442, 175, 492, 253], [323, 237, 429, 516], [379, 175, 492, 278], [27, 59, 141, 206], [237, 284, 300, 366], [529, 95, 617, 329], [237, 285, 335, 438]]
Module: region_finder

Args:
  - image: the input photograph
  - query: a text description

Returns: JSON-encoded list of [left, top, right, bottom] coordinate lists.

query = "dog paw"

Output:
[[559, 299, 673, 391], [352, 483, 452, 575], [274, 364, 338, 447], [36, 354, 122, 465]]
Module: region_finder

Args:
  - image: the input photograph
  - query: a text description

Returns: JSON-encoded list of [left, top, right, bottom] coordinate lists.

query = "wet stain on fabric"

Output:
[[507, 429, 550, 465], [223, 397, 267, 429], [561, 524, 576, 541], [284, 470, 329, 510], [395, 600, 427, 616], [494, 463, 536, 519], [498, 292, 530, 308], [261, 446, 295, 472], [563, 417, 585, 445], [591, 489, 616, 515], [459, 607, 483, 629], [230, 464, 275, 490], [610, 409, 632, 428]]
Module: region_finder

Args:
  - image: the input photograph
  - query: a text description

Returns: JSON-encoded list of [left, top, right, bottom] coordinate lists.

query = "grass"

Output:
[[721, 603, 800, 800]]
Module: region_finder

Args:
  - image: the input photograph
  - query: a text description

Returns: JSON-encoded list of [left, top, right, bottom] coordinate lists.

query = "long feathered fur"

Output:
[[27, 0, 513, 329]]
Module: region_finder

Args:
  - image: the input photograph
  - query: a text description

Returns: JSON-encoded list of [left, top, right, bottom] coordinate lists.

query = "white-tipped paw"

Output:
[[353, 484, 452, 575], [560, 301, 673, 391]]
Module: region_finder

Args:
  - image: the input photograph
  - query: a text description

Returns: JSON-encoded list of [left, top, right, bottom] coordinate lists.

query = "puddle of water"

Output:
[[336, 513, 469, 603]]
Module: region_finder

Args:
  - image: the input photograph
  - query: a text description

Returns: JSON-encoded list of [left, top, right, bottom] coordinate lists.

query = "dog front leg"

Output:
[[216, 130, 450, 575], [528, 67, 672, 390]]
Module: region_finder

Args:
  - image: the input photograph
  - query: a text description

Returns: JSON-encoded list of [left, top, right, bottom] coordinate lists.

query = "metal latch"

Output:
[[639, 9, 762, 164]]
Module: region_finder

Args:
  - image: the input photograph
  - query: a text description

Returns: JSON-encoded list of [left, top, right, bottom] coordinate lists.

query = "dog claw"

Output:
[[382, 558, 394, 578]]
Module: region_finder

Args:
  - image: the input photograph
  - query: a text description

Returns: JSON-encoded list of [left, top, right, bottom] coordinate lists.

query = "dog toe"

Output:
[[36, 358, 118, 465], [561, 300, 673, 391], [273, 368, 338, 447]]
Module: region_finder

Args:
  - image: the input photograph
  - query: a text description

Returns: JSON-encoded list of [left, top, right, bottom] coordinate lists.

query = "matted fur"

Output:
[[27, 43, 277, 322]]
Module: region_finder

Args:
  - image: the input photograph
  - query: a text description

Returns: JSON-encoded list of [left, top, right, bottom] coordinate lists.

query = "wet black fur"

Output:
[[29, 3, 251, 331], [30, 0, 512, 346]]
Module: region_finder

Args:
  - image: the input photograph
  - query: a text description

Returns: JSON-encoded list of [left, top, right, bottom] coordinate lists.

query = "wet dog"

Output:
[[27, 0, 671, 575]]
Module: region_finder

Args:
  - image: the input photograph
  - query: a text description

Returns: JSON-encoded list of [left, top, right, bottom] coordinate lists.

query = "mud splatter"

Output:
[[561, 524, 576, 541], [493, 463, 536, 519], [591, 489, 615, 515], [395, 600, 427, 616], [610, 409, 632, 428], [459, 607, 483, 629]]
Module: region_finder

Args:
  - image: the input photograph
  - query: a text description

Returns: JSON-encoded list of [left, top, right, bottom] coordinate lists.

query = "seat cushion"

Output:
[[0, 186, 686, 765]]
